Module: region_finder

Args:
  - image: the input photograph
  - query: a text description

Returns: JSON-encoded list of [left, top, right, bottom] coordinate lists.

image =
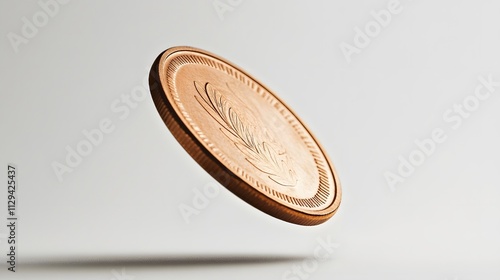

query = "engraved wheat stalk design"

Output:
[[194, 81, 297, 187]]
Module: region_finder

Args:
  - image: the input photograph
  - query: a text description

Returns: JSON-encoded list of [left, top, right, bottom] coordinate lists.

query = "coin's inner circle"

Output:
[[165, 53, 333, 211]]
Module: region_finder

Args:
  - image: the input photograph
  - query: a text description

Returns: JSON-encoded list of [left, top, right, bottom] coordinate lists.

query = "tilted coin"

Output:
[[149, 46, 341, 226]]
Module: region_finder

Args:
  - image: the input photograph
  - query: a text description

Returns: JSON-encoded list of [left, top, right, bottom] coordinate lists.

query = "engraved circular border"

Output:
[[149, 46, 341, 225]]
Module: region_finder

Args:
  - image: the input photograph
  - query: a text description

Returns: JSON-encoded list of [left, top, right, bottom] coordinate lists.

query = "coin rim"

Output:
[[149, 46, 341, 226]]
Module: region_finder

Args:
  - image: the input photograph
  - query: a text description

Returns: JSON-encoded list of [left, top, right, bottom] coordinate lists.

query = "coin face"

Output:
[[149, 47, 341, 225]]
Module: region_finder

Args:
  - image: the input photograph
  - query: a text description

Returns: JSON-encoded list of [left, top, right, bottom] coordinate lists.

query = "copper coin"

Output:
[[149, 46, 341, 226]]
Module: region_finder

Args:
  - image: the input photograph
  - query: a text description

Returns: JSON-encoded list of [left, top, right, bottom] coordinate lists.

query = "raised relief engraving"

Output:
[[194, 81, 298, 187]]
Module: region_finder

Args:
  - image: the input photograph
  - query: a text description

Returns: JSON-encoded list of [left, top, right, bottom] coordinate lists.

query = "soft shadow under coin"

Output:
[[21, 255, 313, 268]]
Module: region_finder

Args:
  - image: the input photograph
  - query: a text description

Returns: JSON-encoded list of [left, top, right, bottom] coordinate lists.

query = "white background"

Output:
[[1, 0, 499, 279]]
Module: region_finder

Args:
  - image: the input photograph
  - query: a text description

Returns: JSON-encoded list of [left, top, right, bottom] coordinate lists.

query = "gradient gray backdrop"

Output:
[[1, 0, 499, 279]]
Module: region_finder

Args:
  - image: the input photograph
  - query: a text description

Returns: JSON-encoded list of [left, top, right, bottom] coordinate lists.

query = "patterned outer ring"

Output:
[[149, 46, 341, 226]]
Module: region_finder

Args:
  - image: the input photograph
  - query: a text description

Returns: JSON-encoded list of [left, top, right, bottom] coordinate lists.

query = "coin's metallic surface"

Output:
[[149, 46, 341, 225]]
